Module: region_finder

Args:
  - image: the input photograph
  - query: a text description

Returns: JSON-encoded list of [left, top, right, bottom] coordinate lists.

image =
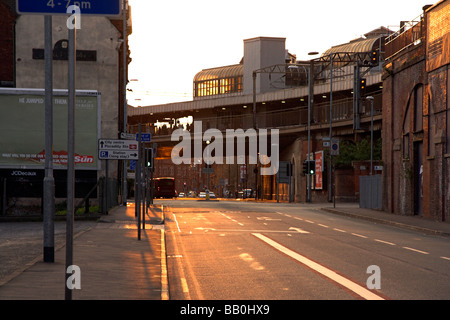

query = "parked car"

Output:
[[199, 192, 206, 198], [237, 189, 253, 198], [178, 192, 185, 198], [188, 191, 196, 197], [209, 192, 216, 198]]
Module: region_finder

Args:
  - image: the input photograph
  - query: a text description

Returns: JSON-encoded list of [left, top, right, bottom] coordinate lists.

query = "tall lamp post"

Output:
[[252, 63, 308, 201], [122, 0, 128, 206], [287, 51, 318, 203], [366, 96, 374, 175], [307, 52, 319, 202], [328, 54, 334, 203], [205, 140, 211, 200]]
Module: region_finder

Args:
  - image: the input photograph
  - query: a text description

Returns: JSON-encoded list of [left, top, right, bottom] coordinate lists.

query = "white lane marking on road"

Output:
[[441, 256, 450, 261], [289, 227, 310, 234], [161, 230, 169, 300], [213, 229, 300, 233], [221, 212, 244, 226], [351, 233, 368, 239], [257, 217, 282, 221], [333, 228, 346, 233], [318, 224, 329, 228], [180, 278, 189, 293], [252, 233, 385, 300], [402, 246, 429, 255], [173, 213, 181, 232], [194, 227, 216, 231], [375, 239, 396, 246]]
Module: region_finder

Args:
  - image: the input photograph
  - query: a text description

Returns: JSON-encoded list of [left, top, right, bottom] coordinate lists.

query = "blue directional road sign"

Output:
[[16, 0, 121, 16], [136, 133, 151, 142]]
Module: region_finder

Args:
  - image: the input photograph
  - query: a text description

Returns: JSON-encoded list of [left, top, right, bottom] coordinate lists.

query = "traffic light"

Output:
[[144, 148, 153, 168], [303, 160, 316, 175], [308, 160, 316, 175], [302, 161, 308, 175], [370, 50, 379, 66], [360, 78, 367, 94]]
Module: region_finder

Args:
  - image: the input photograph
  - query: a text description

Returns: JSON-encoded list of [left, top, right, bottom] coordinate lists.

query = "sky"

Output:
[[127, 0, 433, 107]]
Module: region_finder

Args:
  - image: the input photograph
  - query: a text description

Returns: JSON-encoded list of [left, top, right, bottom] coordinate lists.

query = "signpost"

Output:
[[120, 132, 135, 140], [98, 139, 139, 160], [16, 0, 121, 15], [137, 133, 151, 142], [330, 139, 340, 156], [120, 132, 151, 142]]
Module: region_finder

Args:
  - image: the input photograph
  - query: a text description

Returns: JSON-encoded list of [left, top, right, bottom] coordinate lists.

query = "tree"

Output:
[[334, 138, 382, 168]]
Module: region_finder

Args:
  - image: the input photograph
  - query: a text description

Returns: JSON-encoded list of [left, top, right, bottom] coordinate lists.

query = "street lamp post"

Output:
[[122, 0, 128, 206], [307, 51, 319, 203], [205, 140, 211, 200], [328, 54, 334, 203], [367, 96, 374, 175], [253, 60, 317, 203]]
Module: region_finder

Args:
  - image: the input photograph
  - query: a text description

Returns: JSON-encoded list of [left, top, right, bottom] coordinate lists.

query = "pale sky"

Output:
[[127, 0, 432, 107]]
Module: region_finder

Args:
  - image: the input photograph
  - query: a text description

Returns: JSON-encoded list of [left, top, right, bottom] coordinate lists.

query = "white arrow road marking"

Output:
[[289, 227, 310, 234]]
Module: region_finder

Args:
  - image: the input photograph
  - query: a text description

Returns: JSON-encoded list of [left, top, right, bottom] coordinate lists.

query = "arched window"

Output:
[[402, 97, 411, 159], [194, 64, 243, 98], [427, 93, 435, 157], [414, 85, 423, 132], [403, 84, 424, 159]]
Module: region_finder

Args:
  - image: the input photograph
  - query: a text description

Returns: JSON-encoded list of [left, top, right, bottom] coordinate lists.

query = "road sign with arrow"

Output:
[[98, 139, 139, 160]]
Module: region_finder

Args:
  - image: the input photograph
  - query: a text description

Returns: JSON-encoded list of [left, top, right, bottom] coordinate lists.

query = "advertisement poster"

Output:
[[314, 151, 323, 190], [0, 88, 100, 170]]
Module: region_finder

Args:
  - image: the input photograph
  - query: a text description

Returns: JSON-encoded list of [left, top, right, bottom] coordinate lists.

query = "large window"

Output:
[[194, 64, 243, 98], [195, 76, 242, 97]]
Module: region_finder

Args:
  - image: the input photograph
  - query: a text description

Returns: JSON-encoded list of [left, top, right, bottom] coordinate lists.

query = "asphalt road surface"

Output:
[[164, 199, 450, 300]]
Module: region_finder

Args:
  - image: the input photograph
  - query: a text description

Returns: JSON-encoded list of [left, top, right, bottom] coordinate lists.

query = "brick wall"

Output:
[[382, 45, 427, 217], [383, 2, 450, 222], [0, 2, 15, 84]]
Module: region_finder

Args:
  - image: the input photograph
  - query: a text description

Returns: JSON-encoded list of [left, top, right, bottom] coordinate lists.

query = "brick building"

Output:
[[383, 0, 450, 221], [0, 0, 15, 87], [0, 0, 132, 210]]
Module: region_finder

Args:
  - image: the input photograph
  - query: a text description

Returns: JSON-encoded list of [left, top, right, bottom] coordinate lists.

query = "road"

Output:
[[164, 199, 450, 300]]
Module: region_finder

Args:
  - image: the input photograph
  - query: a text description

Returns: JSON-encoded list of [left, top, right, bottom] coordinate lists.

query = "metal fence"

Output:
[[385, 14, 425, 60], [129, 92, 382, 136]]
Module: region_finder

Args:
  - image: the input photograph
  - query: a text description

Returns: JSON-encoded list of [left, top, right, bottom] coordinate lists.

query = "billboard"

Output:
[[314, 151, 323, 190], [0, 88, 101, 170]]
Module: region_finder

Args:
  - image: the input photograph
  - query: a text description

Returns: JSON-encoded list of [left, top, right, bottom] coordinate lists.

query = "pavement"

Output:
[[0, 202, 168, 300], [0, 200, 449, 300], [320, 203, 450, 238]]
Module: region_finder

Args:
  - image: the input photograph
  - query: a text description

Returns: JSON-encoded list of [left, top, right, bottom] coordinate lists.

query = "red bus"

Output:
[[153, 177, 176, 198]]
